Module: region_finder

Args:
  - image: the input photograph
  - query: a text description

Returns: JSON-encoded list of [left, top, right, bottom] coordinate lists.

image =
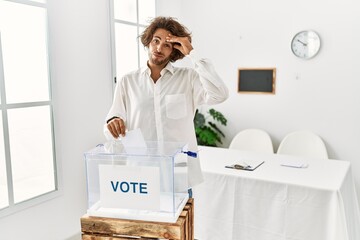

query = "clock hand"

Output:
[[297, 39, 308, 46]]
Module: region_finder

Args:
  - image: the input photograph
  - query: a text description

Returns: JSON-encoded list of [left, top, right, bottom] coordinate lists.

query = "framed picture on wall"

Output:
[[238, 68, 276, 94]]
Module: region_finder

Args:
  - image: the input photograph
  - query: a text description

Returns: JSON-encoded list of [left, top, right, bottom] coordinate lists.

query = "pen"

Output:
[[234, 163, 250, 170]]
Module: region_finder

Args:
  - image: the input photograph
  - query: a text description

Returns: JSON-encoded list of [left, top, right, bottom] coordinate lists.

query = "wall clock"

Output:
[[291, 30, 321, 59]]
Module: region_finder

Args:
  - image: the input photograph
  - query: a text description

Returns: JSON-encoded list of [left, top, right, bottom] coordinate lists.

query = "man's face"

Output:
[[148, 28, 173, 66]]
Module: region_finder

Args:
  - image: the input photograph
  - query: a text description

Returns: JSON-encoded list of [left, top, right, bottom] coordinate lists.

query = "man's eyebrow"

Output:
[[152, 35, 172, 46]]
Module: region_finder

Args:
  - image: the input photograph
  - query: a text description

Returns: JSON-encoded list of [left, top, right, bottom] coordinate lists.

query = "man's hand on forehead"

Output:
[[166, 34, 193, 56]]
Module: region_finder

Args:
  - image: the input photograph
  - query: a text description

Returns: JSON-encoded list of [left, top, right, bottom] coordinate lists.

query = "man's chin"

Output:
[[151, 58, 169, 66]]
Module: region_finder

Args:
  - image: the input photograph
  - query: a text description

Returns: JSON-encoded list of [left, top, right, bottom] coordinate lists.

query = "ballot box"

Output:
[[84, 141, 189, 223]]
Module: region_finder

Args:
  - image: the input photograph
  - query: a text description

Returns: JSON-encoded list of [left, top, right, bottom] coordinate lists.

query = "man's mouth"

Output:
[[153, 52, 163, 58]]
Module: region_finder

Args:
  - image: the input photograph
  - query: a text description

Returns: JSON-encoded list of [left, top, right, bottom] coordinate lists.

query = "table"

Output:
[[193, 146, 360, 240]]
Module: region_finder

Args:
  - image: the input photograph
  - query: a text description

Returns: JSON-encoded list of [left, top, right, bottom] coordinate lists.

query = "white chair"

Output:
[[277, 131, 328, 159], [229, 128, 274, 154]]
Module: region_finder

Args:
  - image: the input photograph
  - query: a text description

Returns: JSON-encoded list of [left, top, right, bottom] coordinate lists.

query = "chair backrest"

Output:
[[277, 131, 328, 159], [229, 128, 274, 154]]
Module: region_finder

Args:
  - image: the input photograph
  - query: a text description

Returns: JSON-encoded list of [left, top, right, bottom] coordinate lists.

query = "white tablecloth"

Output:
[[193, 146, 360, 240]]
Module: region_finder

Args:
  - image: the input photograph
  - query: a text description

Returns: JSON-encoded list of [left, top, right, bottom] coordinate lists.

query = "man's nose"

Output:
[[157, 43, 164, 52]]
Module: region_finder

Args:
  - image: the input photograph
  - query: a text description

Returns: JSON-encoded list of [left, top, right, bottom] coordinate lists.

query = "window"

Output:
[[0, 0, 57, 216], [110, 0, 156, 84]]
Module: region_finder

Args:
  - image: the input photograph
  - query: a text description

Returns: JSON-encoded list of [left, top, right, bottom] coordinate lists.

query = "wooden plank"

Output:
[[81, 198, 194, 240], [82, 233, 143, 239], [187, 199, 194, 240], [81, 215, 186, 239], [180, 199, 194, 240], [180, 209, 189, 240]]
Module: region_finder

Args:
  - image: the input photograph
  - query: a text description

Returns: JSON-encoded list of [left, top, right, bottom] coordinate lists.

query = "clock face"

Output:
[[291, 30, 321, 59]]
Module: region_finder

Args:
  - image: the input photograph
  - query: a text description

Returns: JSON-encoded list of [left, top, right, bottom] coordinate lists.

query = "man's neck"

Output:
[[148, 61, 168, 83]]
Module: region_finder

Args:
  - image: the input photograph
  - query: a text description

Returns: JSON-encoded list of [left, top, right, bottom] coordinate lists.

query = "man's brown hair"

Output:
[[140, 16, 192, 62]]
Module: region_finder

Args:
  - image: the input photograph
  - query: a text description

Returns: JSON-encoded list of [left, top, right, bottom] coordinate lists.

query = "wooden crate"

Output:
[[81, 198, 194, 240]]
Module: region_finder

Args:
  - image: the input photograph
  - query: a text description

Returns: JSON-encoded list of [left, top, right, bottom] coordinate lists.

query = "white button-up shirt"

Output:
[[104, 50, 229, 187]]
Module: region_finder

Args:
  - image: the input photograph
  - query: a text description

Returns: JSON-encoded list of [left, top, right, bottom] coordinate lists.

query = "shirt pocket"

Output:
[[165, 94, 187, 119]]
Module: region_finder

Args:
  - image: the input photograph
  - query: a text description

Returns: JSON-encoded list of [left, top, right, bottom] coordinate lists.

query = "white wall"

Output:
[[1, 1, 359, 239], [158, 0, 360, 203], [0, 0, 112, 239]]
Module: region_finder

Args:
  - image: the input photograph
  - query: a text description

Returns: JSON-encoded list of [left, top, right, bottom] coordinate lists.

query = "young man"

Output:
[[105, 16, 228, 189]]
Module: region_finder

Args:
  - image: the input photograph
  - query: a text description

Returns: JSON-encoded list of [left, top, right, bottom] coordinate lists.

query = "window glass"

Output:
[[138, 0, 155, 25], [112, 0, 156, 80], [0, 1, 49, 104], [115, 23, 138, 78], [8, 106, 55, 203], [114, 0, 137, 23], [0, 0, 56, 216], [0, 114, 8, 209]]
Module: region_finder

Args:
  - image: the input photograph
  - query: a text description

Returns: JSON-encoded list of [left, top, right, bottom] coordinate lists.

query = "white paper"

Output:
[[120, 128, 147, 154], [120, 128, 146, 148], [99, 165, 160, 211], [280, 159, 309, 168]]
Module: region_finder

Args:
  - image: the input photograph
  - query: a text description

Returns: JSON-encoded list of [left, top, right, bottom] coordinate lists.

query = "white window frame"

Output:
[[0, 0, 59, 218], [109, 0, 157, 88]]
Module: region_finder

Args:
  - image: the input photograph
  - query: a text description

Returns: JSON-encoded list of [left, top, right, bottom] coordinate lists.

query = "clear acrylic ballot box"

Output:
[[84, 141, 189, 223]]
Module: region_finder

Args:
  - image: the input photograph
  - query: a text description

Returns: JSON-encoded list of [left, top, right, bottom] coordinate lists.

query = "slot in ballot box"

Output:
[[84, 141, 189, 223]]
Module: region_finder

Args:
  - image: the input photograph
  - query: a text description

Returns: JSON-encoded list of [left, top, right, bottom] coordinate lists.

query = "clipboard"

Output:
[[225, 160, 264, 171]]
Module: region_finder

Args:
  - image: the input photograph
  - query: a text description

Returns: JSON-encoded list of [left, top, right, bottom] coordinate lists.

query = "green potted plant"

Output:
[[194, 108, 227, 147]]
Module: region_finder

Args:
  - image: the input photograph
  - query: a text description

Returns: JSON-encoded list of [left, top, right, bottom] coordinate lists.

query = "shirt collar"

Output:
[[161, 62, 175, 75], [141, 61, 175, 77]]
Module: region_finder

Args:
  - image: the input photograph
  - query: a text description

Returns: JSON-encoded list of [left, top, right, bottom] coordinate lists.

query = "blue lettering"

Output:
[[129, 182, 139, 193], [110, 181, 148, 194], [120, 182, 130, 192], [139, 183, 148, 194], [110, 181, 119, 192]]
